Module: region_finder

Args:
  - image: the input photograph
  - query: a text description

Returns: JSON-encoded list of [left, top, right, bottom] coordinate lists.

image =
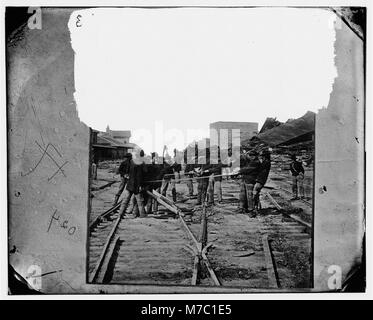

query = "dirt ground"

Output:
[[88, 162, 312, 288]]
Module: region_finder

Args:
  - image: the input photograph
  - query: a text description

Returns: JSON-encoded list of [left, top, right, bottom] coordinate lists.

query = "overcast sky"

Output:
[[69, 7, 337, 154]]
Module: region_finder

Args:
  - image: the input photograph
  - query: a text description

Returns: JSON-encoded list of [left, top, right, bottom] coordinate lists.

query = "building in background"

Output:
[[105, 125, 131, 145], [91, 127, 138, 163]]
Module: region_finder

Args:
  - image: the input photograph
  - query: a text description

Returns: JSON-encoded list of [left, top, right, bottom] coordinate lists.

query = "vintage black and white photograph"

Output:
[[5, 4, 366, 294]]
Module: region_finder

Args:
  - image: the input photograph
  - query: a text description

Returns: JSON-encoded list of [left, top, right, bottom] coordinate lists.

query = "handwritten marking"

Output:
[[19, 97, 69, 181], [76, 14, 82, 27], [48, 161, 69, 181], [27, 7, 42, 30], [35, 141, 64, 171], [22, 141, 68, 181], [35, 140, 69, 180], [47, 210, 77, 236]]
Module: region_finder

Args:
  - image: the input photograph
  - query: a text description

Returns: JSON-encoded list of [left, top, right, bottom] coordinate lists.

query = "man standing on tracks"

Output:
[[289, 153, 305, 200], [207, 148, 231, 205], [160, 150, 182, 203], [184, 151, 195, 197], [253, 149, 272, 213], [160, 157, 177, 201], [143, 153, 163, 214], [171, 152, 182, 202], [113, 153, 132, 205], [222, 149, 233, 179], [195, 154, 212, 206], [126, 149, 146, 215], [118, 152, 147, 218], [237, 150, 261, 216]]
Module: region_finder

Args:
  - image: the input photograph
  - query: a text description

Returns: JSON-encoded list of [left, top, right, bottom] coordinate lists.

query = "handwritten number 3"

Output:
[[76, 15, 82, 27]]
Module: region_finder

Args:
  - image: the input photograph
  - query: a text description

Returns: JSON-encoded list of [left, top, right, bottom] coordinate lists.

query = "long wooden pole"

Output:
[[149, 190, 220, 286], [146, 191, 178, 215]]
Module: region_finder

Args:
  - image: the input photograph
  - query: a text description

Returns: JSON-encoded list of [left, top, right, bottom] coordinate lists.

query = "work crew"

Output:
[[170, 158, 182, 201], [160, 158, 177, 202], [206, 163, 222, 205], [126, 150, 146, 216], [173, 149, 183, 183], [289, 153, 305, 200], [184, 155, 195, 197], [206, 147, 220, 205], [253, 149, 272, 212], [118, 152, 147, 218], [143, 154, 163, 214], [207, 150, 231, 205], [221, 149, 233, 179], [237, 150, 261, 216], [195, 154, 212, 205], [113, 153, 132, 205]]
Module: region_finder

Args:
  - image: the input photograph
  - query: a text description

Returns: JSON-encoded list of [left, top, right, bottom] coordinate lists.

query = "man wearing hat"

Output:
[[118, 154, 147, 218], [207, 148, 231, 205], [160, 157, 177, 202], [238, 150, 261, 216], [253, 149, 272, 211], [113, 152, 132, 205], [184, 150, 196, 197], [195, 155, 212, 205], [289, 153, 305, 200]]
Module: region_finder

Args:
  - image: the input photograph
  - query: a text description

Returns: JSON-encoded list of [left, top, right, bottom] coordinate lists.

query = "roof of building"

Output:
[[107, 130, 131, 137], [248, 111, 315, 147], [258, 117, 283, 134], [96, 134, 137, 149], [210, 121, 258, 127]]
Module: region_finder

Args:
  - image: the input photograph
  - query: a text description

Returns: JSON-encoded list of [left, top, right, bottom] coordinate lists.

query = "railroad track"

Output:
[[88, 191, 220, 285], [264, 191, 311, 231], [88, 202, 123, 283], [89, 201, 121, 232], [255, 194, 312, 288], [270, 172, 313, 207], [193, 193, 312, 288], [88, 185, 311, 288], [271, 171, 313, 188], [277, 187, 312, 207]]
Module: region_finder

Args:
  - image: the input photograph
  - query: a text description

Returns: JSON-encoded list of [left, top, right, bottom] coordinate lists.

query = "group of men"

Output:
[[113, 150, 176, 218], [110, 147, 273, 218], [107, 146, 309, 219], [237, 149, 271, 217], [111, 148, 232, 218]]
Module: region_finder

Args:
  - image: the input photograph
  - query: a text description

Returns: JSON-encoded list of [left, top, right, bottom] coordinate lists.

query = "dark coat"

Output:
[[184, 163, 196, 177], [161, 163, 174, 180], [117, 158, 130, 177], [240, 158, 261, 184], [201, 161, 213, 177], [153, 164, 165, 189], [145, 164, 163, 189], [193, 161, 212, 183], [210, 162, 229, 181], [256, 159, 271, 185], [290, 161, 304, 176], [125, 160, 145, 193], [171, 162, 182, 173]]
